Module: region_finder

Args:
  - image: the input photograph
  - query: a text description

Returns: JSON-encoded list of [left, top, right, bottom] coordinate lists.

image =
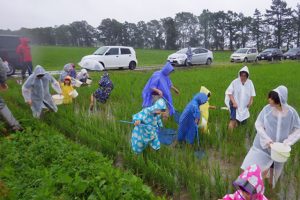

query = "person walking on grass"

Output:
[[225, 66, 256, 132], [0, 58, 23, 132], [142, 61, 179, 116], [241, 86, 300, 188], [22, 65, 62, 118], [131, 96, 168, 154]]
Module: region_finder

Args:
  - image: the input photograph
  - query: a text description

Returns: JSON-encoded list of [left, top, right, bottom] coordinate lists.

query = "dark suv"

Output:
[[257, 48, 283, 61], [283, 48, 300, 60], [0, 35, 23, 76]]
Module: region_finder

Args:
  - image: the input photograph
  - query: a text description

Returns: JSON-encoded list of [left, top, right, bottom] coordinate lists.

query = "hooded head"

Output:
[[273, 85, 288, 106], [193, 93, 208, 106], [161, 62, 174, 76], [238, 66, 249, 84], [233, 164, 266, 200], [63, 63, 72, 72], [20, 37, 29, 46], [200, 86, 211, 99], [81, 68, 87, 75], [33, 65, 46, 78]]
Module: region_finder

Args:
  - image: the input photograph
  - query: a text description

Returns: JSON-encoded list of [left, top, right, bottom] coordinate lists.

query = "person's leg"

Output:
[[89, 94, 95, 111], [27, 62, 33, 76], [0, 97, 22, 131], [21, 62, 27, 81], [228, 101, 237, 132]]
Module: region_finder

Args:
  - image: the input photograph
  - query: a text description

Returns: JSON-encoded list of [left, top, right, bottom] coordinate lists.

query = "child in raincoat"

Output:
[[177, 93, 208, 144], [199, 86, 216, 134], [219, 164, 268, 200], [60, 76, 75, 104], [76, 68, 89, 84], [131, 98, 168, 154]]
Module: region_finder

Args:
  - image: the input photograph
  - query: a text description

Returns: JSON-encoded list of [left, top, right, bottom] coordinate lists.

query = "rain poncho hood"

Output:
[[200, 86, 211, 97], [142, 62, 174, 115], [222, 164, 268, 200], [241, 85, 300, 187], [225, 66, 256, 121], [177, 93, 208, 144], [76, 68, 89, 81], [22, 65, 62, 118], [16, 37, 32, 62], [59, 63, 72, 82]]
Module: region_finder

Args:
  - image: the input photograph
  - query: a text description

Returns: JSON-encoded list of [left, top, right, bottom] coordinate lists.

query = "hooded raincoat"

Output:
[[222, 164, 268, 200], [131, 98, 166, 154], [241, 86, 300, 186], [76, 69, 89, 83], [60, 63, 72, 82], [22, 65, 62, 118], [225, 66, 256, 122], [199, 86, 211, 132], [93, 72, 114, 103], [142, 62, 175, 115], [60, 76, 74, 104], [177, 93, 208, 144]]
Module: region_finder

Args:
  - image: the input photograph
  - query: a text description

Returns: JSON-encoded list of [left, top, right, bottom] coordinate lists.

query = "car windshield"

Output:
[[235, 48, 248, 53], [93, 46, 109, 55], [262, 49, 275, 53], [176, 48, 188, 54], [287, 49, 299, 53]]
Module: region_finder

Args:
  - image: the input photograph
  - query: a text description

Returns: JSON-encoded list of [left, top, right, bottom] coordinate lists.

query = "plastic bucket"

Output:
[[270, 142, 291, 163], [75, 79, 82, 87], [86, 78, 92, 85], [69, 89, 78, 98], [52, 94, 64, 105]]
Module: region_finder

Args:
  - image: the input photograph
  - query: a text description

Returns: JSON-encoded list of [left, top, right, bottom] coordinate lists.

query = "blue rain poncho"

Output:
[[59, 63, 72, 82], [142, 62, 175, 115], [177, 93, 208, 144], [241, 86, 300, 187], [22, 65, 62, 118], [131, 98, 166, 154]]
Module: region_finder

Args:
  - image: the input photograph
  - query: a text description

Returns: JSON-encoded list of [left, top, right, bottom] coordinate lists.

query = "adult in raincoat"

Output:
[[225, 66, 256, 131], [177, 93, 208, 144], [199, 86, 216, 134], [16, 37, 33, 80], [131, 98, 168, 154], [0, 58, 23, 131], [142, 62, 179, 116], [22, 65, 62, 118], [186, 46, 192, 65], [220, 164, 268, 200], [241, 86, 300, 187]]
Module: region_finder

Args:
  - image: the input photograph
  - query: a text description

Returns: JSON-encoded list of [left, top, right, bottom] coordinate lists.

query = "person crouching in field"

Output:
[[225, 66, 256, 132], [22, 65, 62, 118], [76, 69, 89, 84], [219, 164, 268, 200], [60, 76, 75, 104], [177, 93, 208, 145], [131, 96, 168, 154], [199, 86, 216, 134], [89, 72, 114, 112]]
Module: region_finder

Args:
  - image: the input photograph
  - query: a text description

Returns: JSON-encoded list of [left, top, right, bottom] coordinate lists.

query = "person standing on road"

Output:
[[186, 46, 192, 66], [16, 37, 33, 82], [0, 58, 23, 132]]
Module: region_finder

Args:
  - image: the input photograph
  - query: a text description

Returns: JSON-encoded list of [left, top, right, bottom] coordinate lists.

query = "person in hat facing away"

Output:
[[225, 66, 256, 131], [219, 164, 268, 200], [0, 58, 23, 132], [22, 65, 62, 118], [60, 76, 75, 104], [142, 61, 179, 116], [241, 86, 300, 187], [199, 86, 216, 134]]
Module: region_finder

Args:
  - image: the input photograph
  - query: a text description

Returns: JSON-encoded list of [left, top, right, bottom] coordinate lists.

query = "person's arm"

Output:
[[209, 105, 217, 109], [228, 94, 238, 108], [247, 96, 254, 108], [151, 87, 163, 96], [171, 85, 180, 95], [283, 128, 300, 146], [255, 109, 273, 149]]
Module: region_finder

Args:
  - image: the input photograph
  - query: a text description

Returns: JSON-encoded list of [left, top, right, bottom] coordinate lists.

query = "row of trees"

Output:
[[1, 0, 300, 51]]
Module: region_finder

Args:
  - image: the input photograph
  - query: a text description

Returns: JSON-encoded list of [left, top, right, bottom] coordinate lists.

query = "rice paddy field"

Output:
[[1, 46, 300, 199]]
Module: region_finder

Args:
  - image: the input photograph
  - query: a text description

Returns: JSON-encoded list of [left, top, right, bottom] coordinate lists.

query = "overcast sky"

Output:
[[1, 0, 299, 30]]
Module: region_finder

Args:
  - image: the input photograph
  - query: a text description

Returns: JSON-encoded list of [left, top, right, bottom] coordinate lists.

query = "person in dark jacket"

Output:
[[16, 37, 33, 81]]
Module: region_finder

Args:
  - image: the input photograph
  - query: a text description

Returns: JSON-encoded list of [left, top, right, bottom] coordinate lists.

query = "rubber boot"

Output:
[[0, 106, 23, 131]]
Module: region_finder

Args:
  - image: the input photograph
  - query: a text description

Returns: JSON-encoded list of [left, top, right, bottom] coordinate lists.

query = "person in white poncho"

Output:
[[225, 66, 256, 131], [241, 85, 300, 187]]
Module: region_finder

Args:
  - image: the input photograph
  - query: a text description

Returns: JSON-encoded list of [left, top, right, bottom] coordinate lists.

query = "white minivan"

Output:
[[79, 46, 138, 70], [230, 48, 258, 63]]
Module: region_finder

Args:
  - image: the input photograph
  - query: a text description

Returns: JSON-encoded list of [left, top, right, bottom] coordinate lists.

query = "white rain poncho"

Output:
[[225, 66, 256, 121], [22, 65, 62, 118], [76, 69, 89, 82], [241, 86, 300, 186]]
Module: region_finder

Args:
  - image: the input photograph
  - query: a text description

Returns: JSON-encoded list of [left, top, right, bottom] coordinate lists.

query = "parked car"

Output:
[[79, 46, 138, 70], [167, 47, 213, 66], [0, 35, 23, 76], [283, 48, 300, 60], [257, 48, 283, 61], [230, 48, 258, 63]]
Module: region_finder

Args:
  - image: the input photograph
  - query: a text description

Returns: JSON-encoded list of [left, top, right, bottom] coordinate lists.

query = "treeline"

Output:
[[1, 0, 300, 51]]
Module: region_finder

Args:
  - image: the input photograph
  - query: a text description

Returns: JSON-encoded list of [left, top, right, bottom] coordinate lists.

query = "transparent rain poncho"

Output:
[[22, 65, 62, 118], [241, 86, 300, 186]]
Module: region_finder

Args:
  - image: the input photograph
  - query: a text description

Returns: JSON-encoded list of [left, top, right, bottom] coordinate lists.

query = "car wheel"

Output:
[[279, 56, 282, 61], [255, 57, 258, 63], [270, 57, 274, 62], [184, 59, 188, 66], [244, 57, 248, 63], [129, 61, 136, 70], [6, 63, 15, 76], [206, 58, 212, 65]]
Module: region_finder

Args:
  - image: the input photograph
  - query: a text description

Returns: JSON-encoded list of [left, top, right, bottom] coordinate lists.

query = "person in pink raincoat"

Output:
[[220, 164, 268, 200]]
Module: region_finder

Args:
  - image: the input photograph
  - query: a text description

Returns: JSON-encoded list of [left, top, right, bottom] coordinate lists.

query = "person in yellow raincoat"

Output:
[[199, 86, 216, 134], [60, 76, 74, 104]]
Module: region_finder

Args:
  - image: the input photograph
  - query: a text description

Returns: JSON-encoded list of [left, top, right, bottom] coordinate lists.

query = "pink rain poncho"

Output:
[[222, 164, 268, 200]]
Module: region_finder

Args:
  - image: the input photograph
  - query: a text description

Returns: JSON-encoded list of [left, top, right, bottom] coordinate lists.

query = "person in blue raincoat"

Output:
[[186, 46, 192, 66], [177, 93, 208, 144], [22, 65, 62, 118], [142, 62, 179, 116], [131, 98, 168, 154]]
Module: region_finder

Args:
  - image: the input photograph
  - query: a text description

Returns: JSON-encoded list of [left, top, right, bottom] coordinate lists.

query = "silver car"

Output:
[[167, 47, 213, 66], [230, 48, 258, 63]]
